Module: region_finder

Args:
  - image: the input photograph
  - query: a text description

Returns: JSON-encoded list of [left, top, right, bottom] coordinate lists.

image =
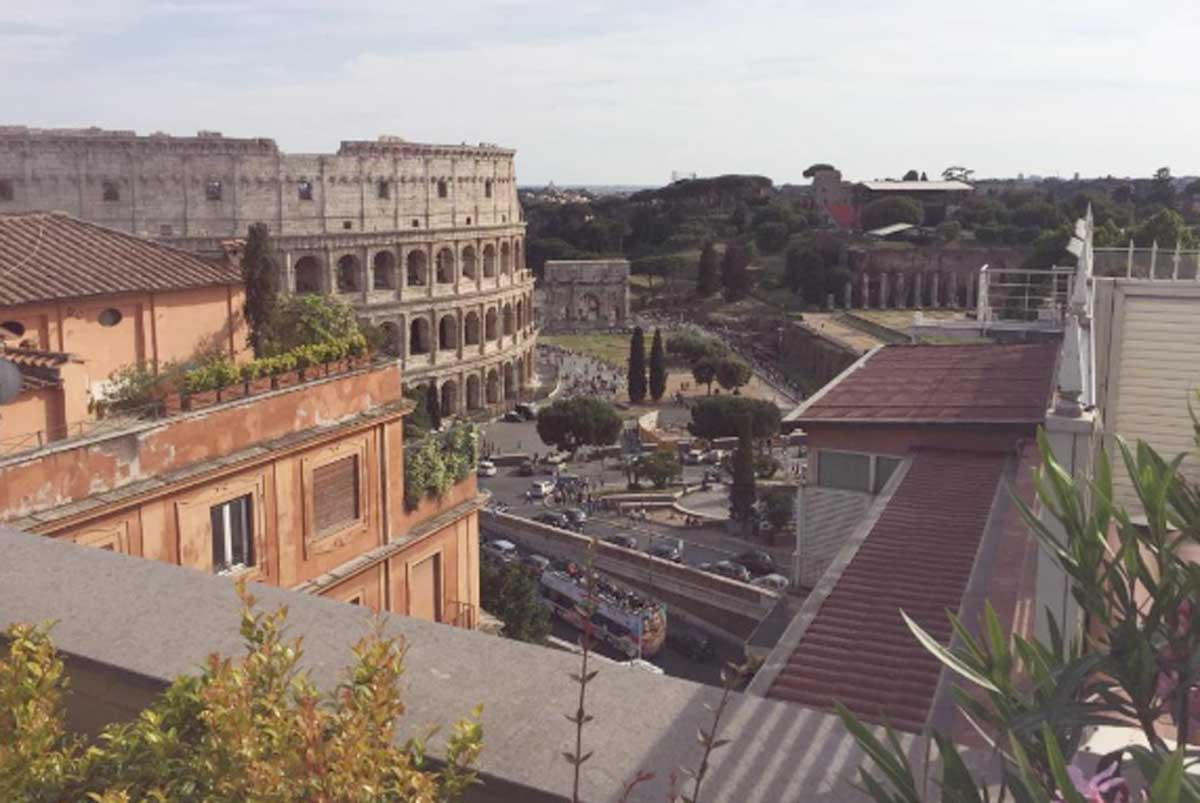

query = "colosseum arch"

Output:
[[515, 355, 525, 390], [485, 369, 500, 404], [502, 302, 514, 336], [372, 251, 396, 290], [515, 240, 523, 271], [484, 307, 498, 341], [294, 256, 322, 294], [440, 379, 458, 416], [409, 317, 431, 355], [336, 255, 362, 293], [503, 362, 516, 400], [466, 374, 482, 410], [500, 242, 512, 274], [461, 245, 478, 280], [515, 299, 524, 329], [379, 321, 402, 356], [435, 247, 455, 284], [482, 244, 496, 278], [464, 310, 481, 345], [438, 314, 459, 350], [406, 250, 428, 286]]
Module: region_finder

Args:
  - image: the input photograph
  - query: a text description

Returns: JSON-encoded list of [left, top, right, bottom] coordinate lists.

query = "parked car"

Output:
[[522, 553, 551, 576], [477, 459, 497, 477], [646, 536, 683, 563], [529, 480, 556, 498], [544, 451, 570, 468], [734, 549, 779, 578], [682, 449, 705, 465], [666, 627, 715, 661], [515, 402, 538, 420], [481, 539, 519, 564], [602, 534, 639, 550], [563, 508, 588, 528], [533, 511, 572, 529], [517, 460, 535, 476], [703, 449, 729, 465], [751, 573, 790, 591], [502, 410, 523, 422], [703, 560, 751, 583]]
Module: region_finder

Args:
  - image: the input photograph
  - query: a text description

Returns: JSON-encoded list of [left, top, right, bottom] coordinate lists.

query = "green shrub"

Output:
[[404, 423, 478, 510]]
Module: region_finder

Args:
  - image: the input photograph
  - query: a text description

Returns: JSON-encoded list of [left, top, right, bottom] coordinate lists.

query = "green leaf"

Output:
[[1147, 748, 1184, 803], [900, 610, 1000, 693], [1040, 723, 1085, 803]]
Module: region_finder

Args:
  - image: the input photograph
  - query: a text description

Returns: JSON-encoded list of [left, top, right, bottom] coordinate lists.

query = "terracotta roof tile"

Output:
[[0, 212, 240, 306], [2, 346, 69, 391], [796, 343, 1058, 425], [766, 449, 1007, 731]]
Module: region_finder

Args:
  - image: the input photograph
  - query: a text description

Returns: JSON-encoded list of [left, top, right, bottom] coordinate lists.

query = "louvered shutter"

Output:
[[313, 456, 360, 535]]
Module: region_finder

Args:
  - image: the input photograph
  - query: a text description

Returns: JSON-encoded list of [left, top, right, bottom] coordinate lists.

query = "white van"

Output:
[[530, 480, 556, 498]]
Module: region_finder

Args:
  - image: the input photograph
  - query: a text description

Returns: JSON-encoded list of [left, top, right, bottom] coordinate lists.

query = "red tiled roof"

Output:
[[766, 449, 1007, 731], [2, 346, 69, 391], [0, 212, 240, 306], [796, 343, 1058, 424]]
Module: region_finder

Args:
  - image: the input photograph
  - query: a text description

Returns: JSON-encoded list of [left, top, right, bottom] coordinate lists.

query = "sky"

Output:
[[2, 0, 1198, 186]]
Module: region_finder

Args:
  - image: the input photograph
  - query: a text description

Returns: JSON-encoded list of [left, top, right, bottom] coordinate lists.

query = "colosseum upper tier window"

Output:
[[485, 180, 493, 198], [0, 179, 13, 202], [205, 180, 223, 201], [298, 181, 314, 201], [437, 180, 448, 199], [377, 180, 390, 200], [102, 181, 120, 202]]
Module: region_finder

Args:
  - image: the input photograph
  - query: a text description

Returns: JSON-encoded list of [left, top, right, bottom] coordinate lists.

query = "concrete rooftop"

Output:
[[0, 527, 908, 802]]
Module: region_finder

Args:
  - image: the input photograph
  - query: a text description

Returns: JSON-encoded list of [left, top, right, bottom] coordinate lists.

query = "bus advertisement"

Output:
[[538, 569, 667, 658]]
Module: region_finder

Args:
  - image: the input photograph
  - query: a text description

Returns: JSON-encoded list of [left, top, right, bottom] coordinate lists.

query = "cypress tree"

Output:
[[627, 327, 647, 404], [241, 222, 277, 357], [648, 328, 667, 402], [696, 242, 720, 297], [729, 416, 757, 521], [720, 242, 751, 301], [426, 382, 442, 431]]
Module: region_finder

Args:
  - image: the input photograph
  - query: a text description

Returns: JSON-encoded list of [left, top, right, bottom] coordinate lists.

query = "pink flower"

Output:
[[1060, 759, 1129, 803]]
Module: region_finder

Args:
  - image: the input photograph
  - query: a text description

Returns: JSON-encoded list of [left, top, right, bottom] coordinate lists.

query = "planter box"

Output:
[[249, 376, 272, 396], [165, 393, 185, 415], [189, 389, 219, 411]]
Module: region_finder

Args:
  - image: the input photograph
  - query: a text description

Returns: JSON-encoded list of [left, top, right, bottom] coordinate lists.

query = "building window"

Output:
[[411, 218, 421, 228], [313, 455, 361, 536], [484, 179, 493, 199], [437, 180, 448, 199], [97, 308, 123, 327], [205, 180, 222, 201], [465, 216, 471, 225], [816, 451, 871, 492], [210, 494, 253, 574], [873, 456, 902, 493], [0, 179, 13, 202], [298, 180, 314, 201], [101, 181, 120, 202], [159, 224, 174, 236], [1, 320, 25, 337], [377, 180, 390, 200], [342, 220, 353, 230]]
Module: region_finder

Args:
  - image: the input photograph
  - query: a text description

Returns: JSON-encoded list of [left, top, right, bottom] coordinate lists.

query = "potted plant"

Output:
[[211, 360, 239, 402], [347, 333, 369, 369], [184, 366, 218, 411]]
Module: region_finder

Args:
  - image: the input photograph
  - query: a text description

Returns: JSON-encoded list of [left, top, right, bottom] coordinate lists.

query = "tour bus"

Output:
[[538, 568, 667, 658]]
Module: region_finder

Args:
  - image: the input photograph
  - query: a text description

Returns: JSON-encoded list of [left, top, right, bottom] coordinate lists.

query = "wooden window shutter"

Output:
[[313, 456, 360, 535]]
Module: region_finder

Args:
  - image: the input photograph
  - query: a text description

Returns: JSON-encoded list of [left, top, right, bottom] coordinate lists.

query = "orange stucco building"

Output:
[[0, 360, 482, 626], [0, 211, 247, 453]]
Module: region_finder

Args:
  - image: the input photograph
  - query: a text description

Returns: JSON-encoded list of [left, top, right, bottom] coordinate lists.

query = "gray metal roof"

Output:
[[0, 527, 904, 802]]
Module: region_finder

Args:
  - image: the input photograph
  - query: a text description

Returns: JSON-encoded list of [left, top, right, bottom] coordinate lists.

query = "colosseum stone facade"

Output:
[[0, 127, 536, 415]]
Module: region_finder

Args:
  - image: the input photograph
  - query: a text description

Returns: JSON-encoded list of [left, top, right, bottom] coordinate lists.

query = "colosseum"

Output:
[[0, 126, 536, 416]]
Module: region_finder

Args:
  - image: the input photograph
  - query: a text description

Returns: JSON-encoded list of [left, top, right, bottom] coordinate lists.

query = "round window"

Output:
[[1, 321, 25, 337], [98, 308, 123, 327]]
